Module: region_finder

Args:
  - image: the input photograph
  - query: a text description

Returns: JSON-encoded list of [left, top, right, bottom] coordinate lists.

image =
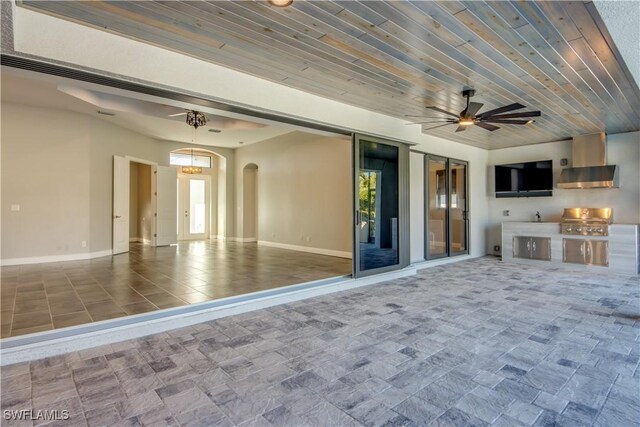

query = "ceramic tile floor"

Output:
[[1, 257, 638, 426], [0, 241, 352, 338]]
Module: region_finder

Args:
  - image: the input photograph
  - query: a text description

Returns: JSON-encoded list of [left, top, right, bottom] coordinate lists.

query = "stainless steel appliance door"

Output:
[[585, 240, 609, 266], [531, 237, 551, 261], [513, 236, 532, 259], [563, 239, 586, 264]]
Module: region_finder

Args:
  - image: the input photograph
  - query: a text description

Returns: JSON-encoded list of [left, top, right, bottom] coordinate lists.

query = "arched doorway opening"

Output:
[[242, 163, 258, 241]]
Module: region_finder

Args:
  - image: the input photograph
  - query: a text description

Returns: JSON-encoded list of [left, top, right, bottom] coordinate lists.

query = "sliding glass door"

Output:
[[425, 155, 468, 259], [354, 134, 409, 277], [450, 160, 468, 256]]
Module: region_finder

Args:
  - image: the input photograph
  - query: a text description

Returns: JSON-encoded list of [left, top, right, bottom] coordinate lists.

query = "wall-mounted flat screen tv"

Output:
[[495, 160, 553, 198]]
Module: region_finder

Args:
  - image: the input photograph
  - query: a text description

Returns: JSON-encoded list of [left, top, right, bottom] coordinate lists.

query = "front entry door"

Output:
[[177, 174, 210, 240]]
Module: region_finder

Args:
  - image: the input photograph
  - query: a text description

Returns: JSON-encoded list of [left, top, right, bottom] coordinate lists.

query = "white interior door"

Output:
[[156, 166, 178, 246], [178, 174, 210, 240], [113, 155, 130, 254]]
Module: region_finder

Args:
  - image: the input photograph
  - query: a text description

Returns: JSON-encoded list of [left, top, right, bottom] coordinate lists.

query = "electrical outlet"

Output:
[[494, 245, 500, 252], [503, 210, 510, 216], [11, 204, 20, 211], [81, 241, 87, 248]]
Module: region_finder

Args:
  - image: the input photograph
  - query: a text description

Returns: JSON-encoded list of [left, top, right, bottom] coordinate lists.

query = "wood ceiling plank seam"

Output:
[[289, 1, 366, 39], [84, 1, 230, 50], [213, 0, 327, 40], [404, 0, 590, 126], [456, 7, 598, 130], [568, 37, 640, 127], [145, 1, 414, 100], [560, 1, 640, 115], [158, 1, 421, 97], [194, 1, 357, 64], [457, 3, 606, 129], [202, 1, 438, 103], [350, 1, 496, 93], [17, 1, 298, 88], [332, 1, 389, 27], [366, 18, 577, 138], [392, 1, 473, 48], [338, 6, 516, 110], [127, 1, 312, 68], [319, 34, 446, 95], [535, 2, 584, 43], [583, 1, 640, 111], [513, 24, 629, 130], [497, 1, 636, 131]]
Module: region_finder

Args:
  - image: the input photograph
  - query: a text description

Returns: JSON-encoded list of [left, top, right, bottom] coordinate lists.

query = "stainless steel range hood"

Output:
[[557, 132, 619, 189]]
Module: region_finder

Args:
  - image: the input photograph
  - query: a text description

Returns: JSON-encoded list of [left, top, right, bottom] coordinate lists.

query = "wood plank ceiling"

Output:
[[19, 0, 640, 149]]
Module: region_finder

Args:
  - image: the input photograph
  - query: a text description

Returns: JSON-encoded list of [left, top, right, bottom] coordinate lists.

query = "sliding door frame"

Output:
[[353, 134, 410, 278], [424, 155, 470, 260]]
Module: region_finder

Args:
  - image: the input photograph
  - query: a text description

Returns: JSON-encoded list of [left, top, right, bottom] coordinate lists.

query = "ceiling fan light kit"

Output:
[[410, 89, 541, 132]]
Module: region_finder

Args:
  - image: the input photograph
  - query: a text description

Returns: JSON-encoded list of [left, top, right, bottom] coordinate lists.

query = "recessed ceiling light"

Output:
[[97, 110, 115, 116], [208, 129, 222, 133], [268, 0, 293, 7]]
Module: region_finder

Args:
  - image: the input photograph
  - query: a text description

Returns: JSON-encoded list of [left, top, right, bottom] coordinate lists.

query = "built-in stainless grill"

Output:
[[560, 208, 612, 236]]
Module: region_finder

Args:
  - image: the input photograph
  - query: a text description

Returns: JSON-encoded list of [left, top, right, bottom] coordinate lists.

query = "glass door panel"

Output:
[[177, 174, 209, 240], [426, 156, 448, 259], [189, 179, 206, 234], [354, 135, 408, 277], [450, 161, 468, 255]]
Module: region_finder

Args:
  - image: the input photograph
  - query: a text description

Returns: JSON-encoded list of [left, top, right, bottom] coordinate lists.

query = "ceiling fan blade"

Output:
[[423, 123, 454, 131], [478, 103, 526, 118], [455, 125, 467, 132], [168, 112, 188, 117], [466, 102, 484, 117], [426, 106, 460, 118], [482, 119, 532, 125], [475, 122, 500, 132], [482, 111, 541, 119]]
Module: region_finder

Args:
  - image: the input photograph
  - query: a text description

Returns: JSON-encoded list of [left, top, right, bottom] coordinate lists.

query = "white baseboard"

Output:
[[0, 266, 416, 365], [232, 237, 257, 243], [258, 240, 352, 259], [129, 237, 142, 243], [1, 249, 114, 266]]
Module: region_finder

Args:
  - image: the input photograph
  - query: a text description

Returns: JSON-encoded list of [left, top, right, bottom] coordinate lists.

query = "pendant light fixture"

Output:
[[182, 111, 206, 174], [182, 148, 202, 174], [268, 0, 293, 6]]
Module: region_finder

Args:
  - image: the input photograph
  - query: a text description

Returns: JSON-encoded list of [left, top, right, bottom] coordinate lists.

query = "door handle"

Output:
[[532, 241, 536, 252], [526, 241, 531, 251], [114, 215, 121, 219]]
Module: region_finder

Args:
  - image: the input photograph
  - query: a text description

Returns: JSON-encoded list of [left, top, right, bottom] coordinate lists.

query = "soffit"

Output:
[[18, 0, 640, 149]]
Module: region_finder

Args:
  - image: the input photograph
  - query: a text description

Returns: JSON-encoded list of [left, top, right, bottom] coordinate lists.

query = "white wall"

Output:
[[409, 152, 425, 262], [486, 131, 640, 254], [1, 104, 91, 259], [234, 131, 352, 255], [1, 102, 236, 262]]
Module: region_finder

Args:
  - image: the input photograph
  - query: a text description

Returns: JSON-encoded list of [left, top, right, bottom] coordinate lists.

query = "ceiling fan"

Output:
[[407, 89, 541, 132], [168, 109, 267, 130]]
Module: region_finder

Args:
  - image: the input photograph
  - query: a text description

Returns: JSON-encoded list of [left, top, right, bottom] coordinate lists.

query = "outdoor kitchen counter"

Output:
[[502, 222, 639, 274]]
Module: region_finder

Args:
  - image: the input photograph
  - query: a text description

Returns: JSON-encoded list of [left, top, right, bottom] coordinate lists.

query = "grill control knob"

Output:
[[566, 226, 572, 232], [576, 227, 582, 232], [587, 227, 592, 233]]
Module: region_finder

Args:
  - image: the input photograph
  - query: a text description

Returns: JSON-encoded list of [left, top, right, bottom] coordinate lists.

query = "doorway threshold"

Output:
[[1, 267, 416, 365]]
